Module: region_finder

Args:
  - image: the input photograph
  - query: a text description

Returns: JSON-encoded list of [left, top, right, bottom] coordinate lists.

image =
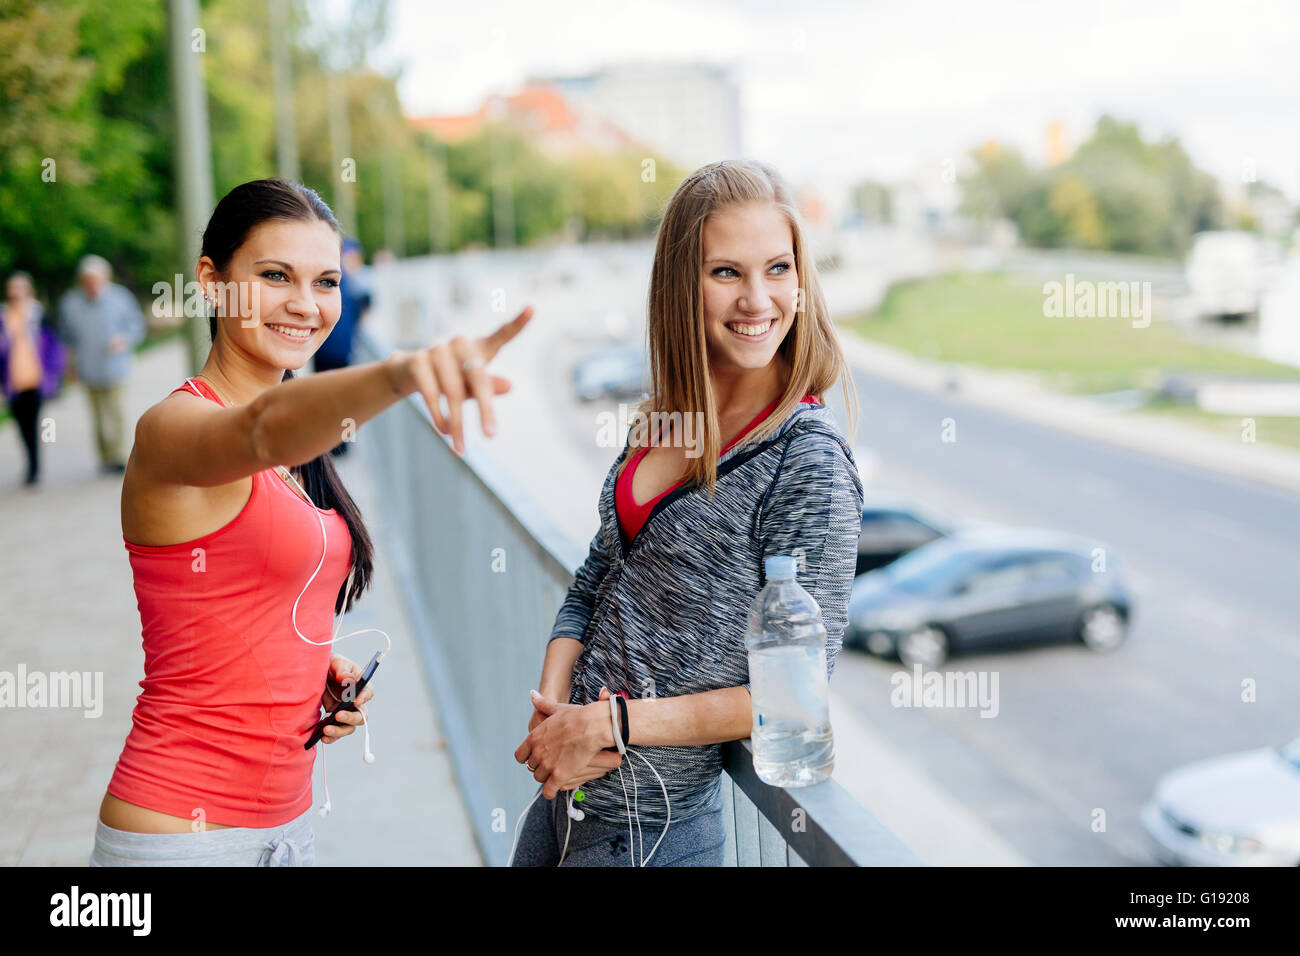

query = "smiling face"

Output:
[[700, 201, 798, 375], [200, 218, 342, 371]]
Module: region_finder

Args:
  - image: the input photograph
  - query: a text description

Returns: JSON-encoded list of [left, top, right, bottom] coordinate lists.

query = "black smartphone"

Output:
[[304, 651, 381, 750]]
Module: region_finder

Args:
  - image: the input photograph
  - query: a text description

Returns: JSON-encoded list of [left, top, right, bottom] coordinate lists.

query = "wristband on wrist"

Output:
[[608, 694, 626, 754], [616, 695, 629, 748]]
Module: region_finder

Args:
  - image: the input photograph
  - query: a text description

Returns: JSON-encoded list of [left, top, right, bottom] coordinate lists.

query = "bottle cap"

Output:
[[764, 555, 797, 580]]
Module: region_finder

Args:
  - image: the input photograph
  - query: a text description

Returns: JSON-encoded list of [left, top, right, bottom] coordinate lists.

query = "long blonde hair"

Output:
[[618, 159, 859, 496]]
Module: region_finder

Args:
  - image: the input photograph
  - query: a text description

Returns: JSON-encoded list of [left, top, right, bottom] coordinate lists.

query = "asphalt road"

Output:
[[827, 364, 1299, 865]]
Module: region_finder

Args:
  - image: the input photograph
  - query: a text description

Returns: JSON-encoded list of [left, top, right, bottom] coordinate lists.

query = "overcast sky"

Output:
[[376, 0, 1300, 201]]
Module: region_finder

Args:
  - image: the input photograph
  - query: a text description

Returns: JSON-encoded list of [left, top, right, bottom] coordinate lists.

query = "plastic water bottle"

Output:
[[745, 555, 834, 787]]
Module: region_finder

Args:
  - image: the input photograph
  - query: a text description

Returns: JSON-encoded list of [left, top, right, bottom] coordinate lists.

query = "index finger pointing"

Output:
[[477, 306, 534, 361]]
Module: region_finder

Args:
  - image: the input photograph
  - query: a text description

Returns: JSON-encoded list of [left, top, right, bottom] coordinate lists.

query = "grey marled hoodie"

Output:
[[548, 399, 864, 825]]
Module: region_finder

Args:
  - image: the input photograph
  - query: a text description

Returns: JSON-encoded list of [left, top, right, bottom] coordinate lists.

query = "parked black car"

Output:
[[846, 528, 1133, 667], [572, 344, 647, 402], [856, 491, 962, 575]]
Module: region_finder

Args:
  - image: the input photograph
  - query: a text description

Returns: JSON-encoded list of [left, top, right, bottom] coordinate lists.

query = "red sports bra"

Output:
[[616, 393, 818, 541]]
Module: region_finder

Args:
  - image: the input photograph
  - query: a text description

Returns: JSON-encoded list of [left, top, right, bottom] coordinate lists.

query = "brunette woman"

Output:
[[93, 179, 531, 866]]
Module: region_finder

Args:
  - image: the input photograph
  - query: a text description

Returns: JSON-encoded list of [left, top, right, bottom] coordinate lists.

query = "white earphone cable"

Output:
[[507, 689, 671, 868], [273, 427, 389, 818]]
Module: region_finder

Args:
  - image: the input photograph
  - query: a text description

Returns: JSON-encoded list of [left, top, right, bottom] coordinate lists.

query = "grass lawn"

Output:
[[844, 270, 1300, 449]]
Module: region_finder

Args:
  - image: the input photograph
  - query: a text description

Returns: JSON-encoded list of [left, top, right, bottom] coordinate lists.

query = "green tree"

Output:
[[1, 0, 692, 313], [959, 115, 1229, 256], [959, 141, 1036, 224], [1047, 175, 1106, 249], [0, 0, 170, 299], [849, 179, 893, 225]]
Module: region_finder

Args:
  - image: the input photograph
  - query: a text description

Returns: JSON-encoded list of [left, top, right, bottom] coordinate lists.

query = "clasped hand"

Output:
[[514, 687, 621, 800]]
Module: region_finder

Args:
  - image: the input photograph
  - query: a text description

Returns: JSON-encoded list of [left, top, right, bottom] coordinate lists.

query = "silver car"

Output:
[[1141, 736, 1300, 866]]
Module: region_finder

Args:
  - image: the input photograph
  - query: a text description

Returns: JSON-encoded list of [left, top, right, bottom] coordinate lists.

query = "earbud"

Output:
[[361, 707, 375, 763]]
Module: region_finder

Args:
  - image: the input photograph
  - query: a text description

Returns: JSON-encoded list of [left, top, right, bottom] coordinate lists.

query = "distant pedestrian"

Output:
[[0, 271, 66, 485], [57, 255, 146, 475], [313, 238, 371, 456]]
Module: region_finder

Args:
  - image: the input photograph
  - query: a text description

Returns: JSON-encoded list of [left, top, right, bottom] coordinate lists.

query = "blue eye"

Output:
[[261, 270, 287, 282], [317, 278, 340, 289], [710, 263, 792, 278]]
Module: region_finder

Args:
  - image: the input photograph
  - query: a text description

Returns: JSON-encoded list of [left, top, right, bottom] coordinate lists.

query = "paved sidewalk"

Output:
[[0, 338, 479, 866]]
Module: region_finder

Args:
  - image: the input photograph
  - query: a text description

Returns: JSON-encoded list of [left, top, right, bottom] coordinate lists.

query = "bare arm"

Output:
[[537, 636, 583, 704], [134, 308, 532, 487], [526, 638, 625, 790], [623, 687, 751, 747]]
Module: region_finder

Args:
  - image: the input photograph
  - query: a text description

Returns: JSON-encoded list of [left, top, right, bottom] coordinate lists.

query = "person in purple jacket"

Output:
[[0, 271, 66, 486]]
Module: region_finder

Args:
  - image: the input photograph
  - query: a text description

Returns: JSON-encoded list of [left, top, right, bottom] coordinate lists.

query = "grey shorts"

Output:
[[89, 806, 316, 867]]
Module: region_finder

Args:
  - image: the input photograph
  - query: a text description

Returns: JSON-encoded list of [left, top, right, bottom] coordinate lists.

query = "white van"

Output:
[[1185, 230, 1263, 321]]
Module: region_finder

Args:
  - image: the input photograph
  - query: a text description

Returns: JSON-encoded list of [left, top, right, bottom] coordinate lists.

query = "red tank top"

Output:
[[616, 393, 818, 542], [107, 377, 353, 827]]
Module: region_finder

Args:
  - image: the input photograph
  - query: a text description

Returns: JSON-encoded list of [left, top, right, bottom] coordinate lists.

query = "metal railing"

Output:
[[356, 331, 923, 867]]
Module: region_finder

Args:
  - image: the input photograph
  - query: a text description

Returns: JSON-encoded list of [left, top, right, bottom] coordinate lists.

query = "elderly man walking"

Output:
[[57, 255, 146, 475]]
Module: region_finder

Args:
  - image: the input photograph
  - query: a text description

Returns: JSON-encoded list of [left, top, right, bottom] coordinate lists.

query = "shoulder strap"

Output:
[[171, 377, 224, 406]]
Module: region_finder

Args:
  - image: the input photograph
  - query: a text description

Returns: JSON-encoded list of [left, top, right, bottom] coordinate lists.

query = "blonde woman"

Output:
[[513, 160, 864, 866]]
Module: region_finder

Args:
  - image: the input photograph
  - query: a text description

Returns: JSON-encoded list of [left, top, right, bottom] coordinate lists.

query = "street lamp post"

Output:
[[327, 71, 357, 237], [167, 0, 215, 375], [486, 97, 515, 249], [270, 0, 300, 182]]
